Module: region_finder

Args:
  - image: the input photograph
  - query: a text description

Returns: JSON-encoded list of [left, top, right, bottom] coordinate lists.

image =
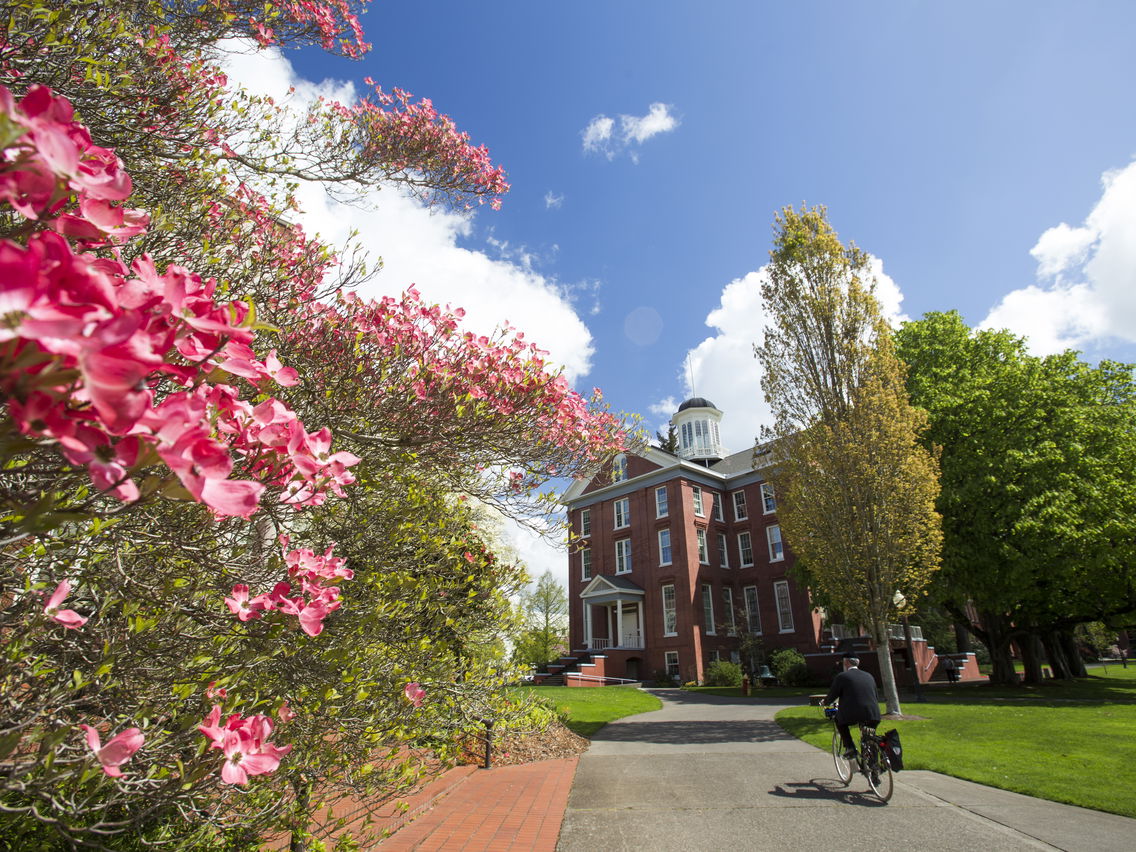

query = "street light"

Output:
[[893, 591, 924, 703]]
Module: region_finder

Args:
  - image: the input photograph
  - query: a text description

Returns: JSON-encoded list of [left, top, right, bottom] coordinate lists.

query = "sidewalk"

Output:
[[377, 757, 578, 851]]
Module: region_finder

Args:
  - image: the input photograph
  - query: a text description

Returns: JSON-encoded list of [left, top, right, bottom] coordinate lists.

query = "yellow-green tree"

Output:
[[756, 206, 942, 715]]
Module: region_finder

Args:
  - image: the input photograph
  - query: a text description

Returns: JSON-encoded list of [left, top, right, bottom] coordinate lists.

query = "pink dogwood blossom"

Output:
[[43, 580, 87, 629], [78, 724, 144, 777], [404, 682, 425, 708], [198, 705, 292, 786]]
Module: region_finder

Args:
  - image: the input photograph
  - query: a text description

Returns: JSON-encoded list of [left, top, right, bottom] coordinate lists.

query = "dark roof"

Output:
[[677, 396, 717, 412]]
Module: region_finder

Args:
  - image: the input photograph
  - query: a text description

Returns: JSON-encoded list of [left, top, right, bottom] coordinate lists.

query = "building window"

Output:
[[738, 532, 754, 567], [614, 497, 630, 529], [658, 528, 672, 566], [692, 486, 704, 517], [702, 584, 715, 635], [767, 524, 784, 562], [613, 454, 628, 481], [662, 585, 677, 636], [712, 492, 724, 521], [774, 580, 794, 632], [615, 539, 632, 574], [696, 529, 709, 564], [580, 508, 591, 537], [665, 650, 680, 679], [709, 649, 722, 663], [655, 485, 669, 518], [732, 490, 748, 521], [744, 585, 761, 634], [761, 482, 777, 514], [581, 547, 592, 581], [722, 587, 736, 636], [717, 532, 729, 568]]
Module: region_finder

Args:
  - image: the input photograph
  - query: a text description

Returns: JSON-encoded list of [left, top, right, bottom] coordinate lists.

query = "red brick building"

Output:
[[561, 397, 824, 685]]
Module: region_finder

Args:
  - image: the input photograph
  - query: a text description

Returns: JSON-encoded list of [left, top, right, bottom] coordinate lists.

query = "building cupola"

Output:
[[671, 397, 725, 465]]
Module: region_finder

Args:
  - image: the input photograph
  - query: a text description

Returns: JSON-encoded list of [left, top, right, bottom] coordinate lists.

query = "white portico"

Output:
[[579, 575, 645, 650]]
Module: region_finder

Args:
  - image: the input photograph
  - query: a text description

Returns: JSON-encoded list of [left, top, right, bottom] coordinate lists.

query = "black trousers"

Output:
[[837, 720, 879, 751]]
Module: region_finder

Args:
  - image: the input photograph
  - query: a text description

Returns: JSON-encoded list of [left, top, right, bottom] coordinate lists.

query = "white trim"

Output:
[[655, 485, 669, 518], [732, 489, 748, 521], [580, 546, 592, 581], [615, 538, 632, 574], [579, 508, 591, 538], [774, 579, 794, 633], [692, 485, 705, 517], [767, 524, 784, 562], [613, 497, 630, 530], [702, 583, 716, 635], [661, 583, 677, 636], [658, 528, 672, 566], [738, 531, 754, 567], [760, 482, 777, 515], [743, 585, 762, 635], [717, 532, 729, 568], [696, 528, 709, 565]]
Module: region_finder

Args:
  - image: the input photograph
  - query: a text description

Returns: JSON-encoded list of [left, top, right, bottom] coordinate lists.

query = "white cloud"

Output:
[[581, 115, 615, 155], [620, 102, 679, 144], [221, 45, 597, 383], [981, 160, 1136, 354], [652, 256, 906, 452], [581, 103, 679, 161], [544, 191, 564, 210]]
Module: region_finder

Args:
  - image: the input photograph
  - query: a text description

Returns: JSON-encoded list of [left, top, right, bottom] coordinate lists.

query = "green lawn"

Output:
[[775, 666, 1136, 818], [515, 685, 662, 736]]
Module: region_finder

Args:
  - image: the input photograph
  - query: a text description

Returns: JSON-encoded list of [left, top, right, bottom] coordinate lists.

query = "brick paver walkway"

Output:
[[379, 757, 579, 851]]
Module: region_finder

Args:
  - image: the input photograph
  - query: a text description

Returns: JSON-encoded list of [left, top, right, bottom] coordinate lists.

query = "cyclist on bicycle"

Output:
[[823, 653, 880, 759]]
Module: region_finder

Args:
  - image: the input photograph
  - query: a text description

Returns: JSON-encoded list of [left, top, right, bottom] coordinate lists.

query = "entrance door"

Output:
[[621, 605, 640, 648]]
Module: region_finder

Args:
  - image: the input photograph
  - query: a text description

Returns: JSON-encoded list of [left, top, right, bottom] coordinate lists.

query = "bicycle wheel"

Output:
[[865, 741, 894, 802], [831, 728, 852, 784]]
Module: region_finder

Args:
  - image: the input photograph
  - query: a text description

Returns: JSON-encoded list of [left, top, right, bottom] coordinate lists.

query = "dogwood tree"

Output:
[[0, 3, 625, 847]]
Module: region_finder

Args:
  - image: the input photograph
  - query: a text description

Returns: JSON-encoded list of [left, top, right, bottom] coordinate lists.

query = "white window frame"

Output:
[[712, 492, 724, 522], [658, 528, 672, 566], [580, 508, 591, 537], [697, 529, 709, 564], [774, 579, 794, 633], [615, 539, 632, 574], [744, 585, 762, 634], [665, 650, 680, 679], [761, 482, 777, 514], [738, 531, 754, 567], [662, 584, 677, 636], [732, 490, 748, 521], [614, 497, 630, 529], [613, 453, 628, 481], [767, 524, 784, 562], [722, 587, 736, 636], [655, 485, 669, 518], [717, 532, 729, 568], [581, 546, 592, 581], [702, 584, 716, 635], [692, 485, 704, 517]]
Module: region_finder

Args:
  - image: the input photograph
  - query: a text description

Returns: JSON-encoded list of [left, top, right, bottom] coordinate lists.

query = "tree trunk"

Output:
[[954, 622, 971, 653], [1060, 630, 1088, 677], [1020, 632, 1045, 684], [1041, 629, 1072, 680], [874, 620, 902, 716], [978, 610, 1020, 685]]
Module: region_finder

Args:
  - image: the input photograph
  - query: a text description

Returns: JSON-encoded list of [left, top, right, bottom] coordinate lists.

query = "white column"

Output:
[[606, 605, 613, 645], [616, 597, 624, 648], [583, 603, 592, 649], [636, 599, 645, 648]]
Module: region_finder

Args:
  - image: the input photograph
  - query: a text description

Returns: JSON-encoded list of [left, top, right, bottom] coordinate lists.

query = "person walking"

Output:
[[942, 655, 958, 684], [823, 654, 880, 759]]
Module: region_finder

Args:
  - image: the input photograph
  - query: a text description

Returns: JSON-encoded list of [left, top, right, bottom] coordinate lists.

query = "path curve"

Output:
[[558, 689, 1134, 852]]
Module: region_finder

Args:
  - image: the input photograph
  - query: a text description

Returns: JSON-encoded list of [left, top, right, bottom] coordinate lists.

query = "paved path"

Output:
[[558, 690, 1136, 852]]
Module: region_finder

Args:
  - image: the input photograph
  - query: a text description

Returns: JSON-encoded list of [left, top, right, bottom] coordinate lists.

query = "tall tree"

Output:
[[512, 572, 569, 670], [895, 311, 1136, 684], [756, 206, 942, 715]]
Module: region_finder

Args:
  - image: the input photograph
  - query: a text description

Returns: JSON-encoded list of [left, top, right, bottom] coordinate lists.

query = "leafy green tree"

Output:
[[511, 572, 569, 670], [655, 424, 679, 453], [895, 311, 1136, 684], [756, 206, 942, 715]]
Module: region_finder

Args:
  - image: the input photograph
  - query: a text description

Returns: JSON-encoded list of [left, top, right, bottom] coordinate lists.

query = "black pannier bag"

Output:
[[881, 729, 903, 771]]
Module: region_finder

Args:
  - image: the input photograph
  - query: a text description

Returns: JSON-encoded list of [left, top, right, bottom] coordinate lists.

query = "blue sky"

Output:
[[224, 2, 1136, 578]]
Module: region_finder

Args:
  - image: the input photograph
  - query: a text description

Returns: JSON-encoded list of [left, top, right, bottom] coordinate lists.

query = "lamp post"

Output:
[[892, 591, 924, 703]]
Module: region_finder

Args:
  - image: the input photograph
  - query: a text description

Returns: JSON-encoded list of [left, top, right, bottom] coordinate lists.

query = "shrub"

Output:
[[704, 660, 743, 687], [652, 669, 677, 687], [769, 648, 810, 686]]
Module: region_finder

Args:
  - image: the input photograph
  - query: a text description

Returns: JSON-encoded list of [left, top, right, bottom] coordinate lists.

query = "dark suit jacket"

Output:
[[823, 667, 881, 725]]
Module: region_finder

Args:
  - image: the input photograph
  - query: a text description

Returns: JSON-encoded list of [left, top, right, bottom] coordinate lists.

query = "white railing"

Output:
[[565, 672, 640, 685], [587, 634, 644, 651], [887, 623, 924, 641]]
